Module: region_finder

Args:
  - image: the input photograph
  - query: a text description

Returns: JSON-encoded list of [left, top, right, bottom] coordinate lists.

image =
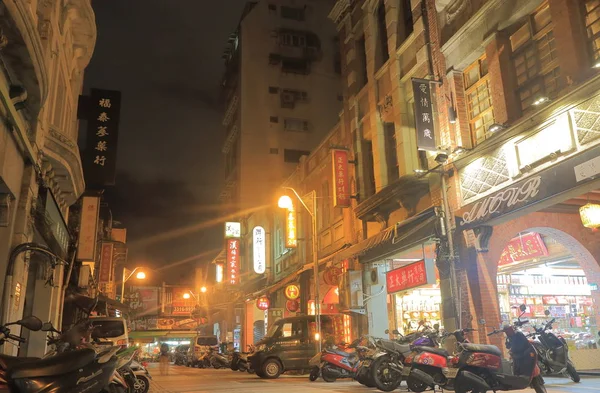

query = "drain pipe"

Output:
[[1, 243, 68, 324]]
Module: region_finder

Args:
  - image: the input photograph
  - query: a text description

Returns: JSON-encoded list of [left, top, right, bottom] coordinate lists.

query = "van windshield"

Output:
[[196, 337, 218, 346], [90, 320, 125, 339]]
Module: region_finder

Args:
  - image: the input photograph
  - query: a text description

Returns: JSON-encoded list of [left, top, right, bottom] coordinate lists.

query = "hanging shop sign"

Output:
[[215, 263, 224, 283], [457, 143, 600, 231], [98, 243, 114, 283], [253, 226, 266, 274], [225, 222, 241, 238], [331, 149, 351, 207], [256, 296, 270, 311], [268, 308, 284, 325], [323, 266, 343, 286], [76, 196, 100, 261], [284, 284, 300, 300], [286, 299, 300, 313], [171, 288, 196, 315], [412, 78, 436, 152], [386, 259, 436, 294], [285, 207, 297, 248], [80, 89, 122, 188], [499, 232, 549, 266], [227, 238, 240, 285], [125, 286, 159, 317]]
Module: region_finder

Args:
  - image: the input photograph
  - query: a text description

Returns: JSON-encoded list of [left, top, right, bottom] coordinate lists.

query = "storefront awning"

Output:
[[129, 330, 198, 340], [335, 206, 440, 264]]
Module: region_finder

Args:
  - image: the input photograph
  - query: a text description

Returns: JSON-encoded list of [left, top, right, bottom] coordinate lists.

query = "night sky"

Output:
[[82, 1, 248, 283]]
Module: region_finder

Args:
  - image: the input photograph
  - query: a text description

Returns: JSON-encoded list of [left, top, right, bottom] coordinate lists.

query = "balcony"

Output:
[[354, 175, 430, 223]]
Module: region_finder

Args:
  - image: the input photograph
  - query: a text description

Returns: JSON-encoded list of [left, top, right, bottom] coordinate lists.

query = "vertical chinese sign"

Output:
[[253, 226, 266, 274], [98, 243, 114, 297], [81, 89, 122, 188], [331, 149, 350, 207], [76, 196, 100, 261], [285, 207, 297, 248], [227, 238, 240, 285], [411, 78, 436, 152]]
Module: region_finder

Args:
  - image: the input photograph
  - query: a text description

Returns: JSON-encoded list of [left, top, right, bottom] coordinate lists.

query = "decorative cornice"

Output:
[[44, 127, 85, 205], [328, 0, 354, 25], [68, 0, 97, 71]]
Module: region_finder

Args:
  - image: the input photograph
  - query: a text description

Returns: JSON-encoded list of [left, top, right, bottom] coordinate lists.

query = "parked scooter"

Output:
[[208, 347, 230, 369], [318, 336, 376, 385], [446, 304, 547, 393], [0, 316, 118, 393], [231, 345, 254, 373], [130, 360, 152, 393], [530, 310, 580, 382]]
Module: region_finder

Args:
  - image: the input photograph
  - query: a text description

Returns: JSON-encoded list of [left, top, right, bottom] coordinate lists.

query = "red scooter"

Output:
[[319, 337, 373, 384], [445, 305, 547, 393]]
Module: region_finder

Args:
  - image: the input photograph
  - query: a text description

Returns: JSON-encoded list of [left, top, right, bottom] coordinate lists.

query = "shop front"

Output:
[[456, 106, 600, 369]]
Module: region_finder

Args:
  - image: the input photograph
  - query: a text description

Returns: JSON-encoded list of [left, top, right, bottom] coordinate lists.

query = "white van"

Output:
[[89, 316, 129, 348]]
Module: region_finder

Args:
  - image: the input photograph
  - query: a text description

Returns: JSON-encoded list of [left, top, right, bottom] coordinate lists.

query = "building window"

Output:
[[464, 55, 494, 144], [281, 6, 305, 21], [364, 139, 376, 197], [281, 57, 310, 74], [510, 2, 560, 111], [356, 35, 368, 89], [397, 0, 413, 48], [384, 123, 399, 182], [268, 4, 277, 13], [269, 86, 279, 94], [284, 118, 309, 132], [280, 32, 307, 47], [281, 89, 308, 108], [270, 116, 279, 123], [284, 149, 310, 163], [320, 180, 331, 229], [376, 1, 389, 69], [585, 0, 600, 66], [269, 148, 279, 154]]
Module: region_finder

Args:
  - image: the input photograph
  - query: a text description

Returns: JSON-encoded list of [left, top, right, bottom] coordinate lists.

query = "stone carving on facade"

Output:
[[570, 94, 600, 146], [377, 94, 393, 117]]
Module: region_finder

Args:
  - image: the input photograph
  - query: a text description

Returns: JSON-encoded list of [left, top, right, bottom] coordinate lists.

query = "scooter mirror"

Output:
[[544, 310, 550, 316], [392, 329, 400, 335], [18, 316, 43, 331], [519, 304, 527, 312], [41, 322, 60, 333], [433, 323, 440, 331], [384, 329, 390, 334]]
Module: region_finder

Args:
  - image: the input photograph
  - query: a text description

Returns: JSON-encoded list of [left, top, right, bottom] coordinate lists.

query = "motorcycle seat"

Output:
[[325, 348, 350, 357], [380, 340, 411, 355], [9, 348, 97, 379], [414, 346, 448, 357], [462, 343, 502, 357], [0, 355, 39, 370]]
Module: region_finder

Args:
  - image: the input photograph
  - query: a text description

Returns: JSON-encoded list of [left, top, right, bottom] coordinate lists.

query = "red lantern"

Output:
[[256, 296, 270, 311], [286, 299, 300, 313]]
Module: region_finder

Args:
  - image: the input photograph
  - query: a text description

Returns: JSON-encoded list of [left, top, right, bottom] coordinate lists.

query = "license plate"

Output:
[[402, 367, 411, 376], [444, 368, 459, 378]]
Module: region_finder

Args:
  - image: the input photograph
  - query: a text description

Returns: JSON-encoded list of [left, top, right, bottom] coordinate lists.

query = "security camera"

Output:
[[434, 152, 449, 164]]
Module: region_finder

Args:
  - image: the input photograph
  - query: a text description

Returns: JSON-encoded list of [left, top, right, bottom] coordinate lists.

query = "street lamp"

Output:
[[277, 187, 321, 353], [121, 266, 147, 303]]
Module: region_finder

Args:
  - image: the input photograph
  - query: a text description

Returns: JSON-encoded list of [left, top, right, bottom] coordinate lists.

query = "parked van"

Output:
[[249, 315, 334, 379], [187, 335, 219, 367], [89, 316, 129, 348]]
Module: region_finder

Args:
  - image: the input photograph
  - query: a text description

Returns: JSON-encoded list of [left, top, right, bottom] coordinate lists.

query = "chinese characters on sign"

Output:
[[225, 222, 241, 238], [285, 207, 297, 248], [284, 284, 300, 300], [331, 149, 350, 207], [99, 243, 114, 283], [253, 226, 266, 274], [227, 238, 240, 285], [256, 296, 270, 311], [499, 232, 548, 266], [411, 79, 436, 152], [386, 260, 429, 294], [76, 196, 100, 261], [125, 287, 159, 317], [82, 89, 122, 187], [216, 263, 224, 283]]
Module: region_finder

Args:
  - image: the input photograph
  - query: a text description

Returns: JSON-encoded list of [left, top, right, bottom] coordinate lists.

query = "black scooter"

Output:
[[530, 310, 580, 382], [0, 316, 118, 393]]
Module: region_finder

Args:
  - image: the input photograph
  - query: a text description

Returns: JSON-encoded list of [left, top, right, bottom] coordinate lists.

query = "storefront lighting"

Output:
[[594, 61, 600, 69], [448, 106, 457, 124], [532, 96, 549, 106], [488, 123, 506, 133], [452, 146, 470, 155], [580, 203, 600, 228], [314, 332, 320, 341]]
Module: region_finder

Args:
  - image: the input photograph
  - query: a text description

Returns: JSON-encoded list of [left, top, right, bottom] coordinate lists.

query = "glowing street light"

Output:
[[135, 271, 146, 280], [200, 286, 207, 293], [121, 266, 147, 302], [183, 292, 192, 300], [277, 195, 293, 209]]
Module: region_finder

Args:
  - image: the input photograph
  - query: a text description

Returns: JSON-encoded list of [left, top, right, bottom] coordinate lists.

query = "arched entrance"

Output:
[[483, 211, 600, 369]]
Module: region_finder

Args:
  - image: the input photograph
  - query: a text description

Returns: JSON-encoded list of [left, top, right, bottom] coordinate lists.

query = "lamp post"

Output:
[[121, 267, 147, 304], [278, 187, 321, 353]]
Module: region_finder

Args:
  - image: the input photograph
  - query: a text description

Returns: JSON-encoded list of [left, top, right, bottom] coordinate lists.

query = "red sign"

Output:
[[256, 296, 270, 311], [286, 299, 300, 313], [171, 288, 196, 315], [227, 238, 240, 285], [386, 260, 428, 294], [332, 149, 350, 207], [285, 284, 300, 300], [99, 243, 114, 283], [499, 232, 548, 266], [323, 267, 343, 286]]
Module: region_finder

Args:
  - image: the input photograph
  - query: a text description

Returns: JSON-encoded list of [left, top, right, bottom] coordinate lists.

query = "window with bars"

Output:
[[510, 3, 560, 112], [585, 0, 600, 66], [464, 56, 494, 144]]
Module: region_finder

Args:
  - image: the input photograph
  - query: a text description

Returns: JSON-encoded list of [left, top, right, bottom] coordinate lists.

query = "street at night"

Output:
[[145, 365, 600, 393]]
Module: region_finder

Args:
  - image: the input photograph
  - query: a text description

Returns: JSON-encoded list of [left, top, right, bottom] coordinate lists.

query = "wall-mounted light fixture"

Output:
[[488, 123, 506, 133], [532, 96, 550, 106]]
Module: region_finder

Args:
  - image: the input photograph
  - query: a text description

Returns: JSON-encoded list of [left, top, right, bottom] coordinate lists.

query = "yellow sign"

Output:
[[285, 207, 297, 248], [285, 284, 300, 300]]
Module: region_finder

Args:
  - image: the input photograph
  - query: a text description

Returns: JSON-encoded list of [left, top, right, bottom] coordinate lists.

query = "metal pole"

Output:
[[311, 191, 321, 354], [121, 267, 127, 304], [440, 172, 460, 329]]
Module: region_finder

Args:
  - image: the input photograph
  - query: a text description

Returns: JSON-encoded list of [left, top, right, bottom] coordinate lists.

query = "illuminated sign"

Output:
[[332, 149, 351, 207], [253, 226, 266, 274], [285, 207, 297, 248], [256, 296, 270, 311], [284, 284, 300, 300], [215, 263, 224, 283], [226, 238, 240, 285], [225, 222, 241, 238], [286, 299, 300, 313]]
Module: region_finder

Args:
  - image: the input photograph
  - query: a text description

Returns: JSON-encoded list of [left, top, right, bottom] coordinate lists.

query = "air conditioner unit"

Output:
[[367, 268, 379, 285]]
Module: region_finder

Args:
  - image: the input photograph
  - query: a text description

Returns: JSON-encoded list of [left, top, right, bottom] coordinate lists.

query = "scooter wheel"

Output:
[[566, 361, 580, 383], [133, 375, 150, 393], [531, 376, 548, 393], [309, 367, 319, 381]]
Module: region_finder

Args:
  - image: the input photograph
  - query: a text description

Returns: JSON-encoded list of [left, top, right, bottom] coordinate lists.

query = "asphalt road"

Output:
[[146, 364, 600, 393]]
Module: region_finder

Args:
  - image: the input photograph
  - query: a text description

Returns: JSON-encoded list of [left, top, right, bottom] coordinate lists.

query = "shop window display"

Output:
[[394, 287, 442, 334]]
